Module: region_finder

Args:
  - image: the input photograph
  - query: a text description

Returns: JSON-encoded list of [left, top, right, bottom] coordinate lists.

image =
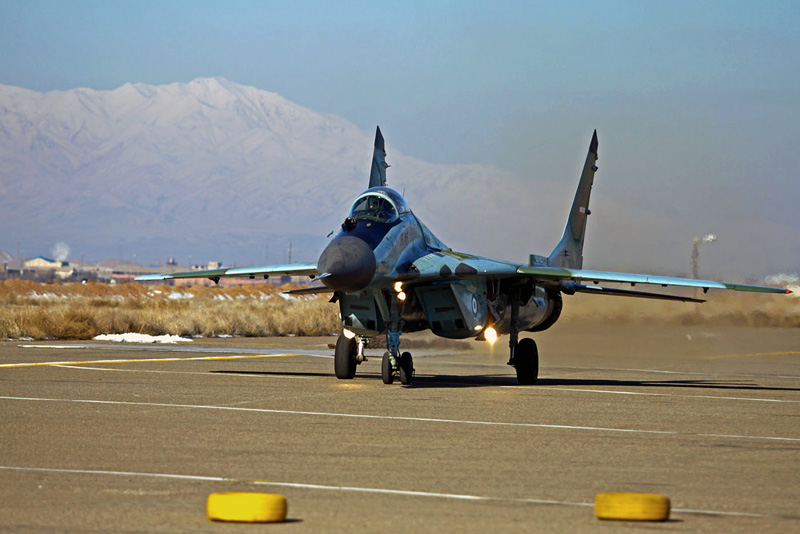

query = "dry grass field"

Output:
[[0, 279, 339, 340], [0, 279, 796, 340]]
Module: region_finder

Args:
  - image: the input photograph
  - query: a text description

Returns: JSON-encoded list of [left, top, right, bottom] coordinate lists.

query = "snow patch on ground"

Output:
[[167, 291, 193, 300], [93, 333, 193, 344]]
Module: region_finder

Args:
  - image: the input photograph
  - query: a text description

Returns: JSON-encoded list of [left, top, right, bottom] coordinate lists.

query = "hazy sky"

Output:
[[1, 1, 798, 277]]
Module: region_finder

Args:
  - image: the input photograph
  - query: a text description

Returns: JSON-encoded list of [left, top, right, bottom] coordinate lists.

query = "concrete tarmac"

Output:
[[1, 324, 799, 533]]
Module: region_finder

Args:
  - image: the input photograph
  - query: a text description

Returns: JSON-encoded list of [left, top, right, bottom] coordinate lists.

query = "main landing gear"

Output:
[[334, 334, 367, 379], [507, 286, 539, 385]]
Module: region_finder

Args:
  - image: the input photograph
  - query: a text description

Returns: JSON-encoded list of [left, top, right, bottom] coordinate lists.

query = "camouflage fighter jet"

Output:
[[136, 128, 791, 385]]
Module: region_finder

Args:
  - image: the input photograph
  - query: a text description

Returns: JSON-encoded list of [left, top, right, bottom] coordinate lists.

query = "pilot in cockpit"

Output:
[[351, 195, 398, 223]]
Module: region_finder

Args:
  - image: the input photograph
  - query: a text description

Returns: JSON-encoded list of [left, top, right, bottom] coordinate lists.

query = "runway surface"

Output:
[[2, 324, 799, 532]]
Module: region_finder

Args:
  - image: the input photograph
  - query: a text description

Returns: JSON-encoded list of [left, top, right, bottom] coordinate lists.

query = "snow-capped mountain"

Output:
[[0, 78, 547, 265]]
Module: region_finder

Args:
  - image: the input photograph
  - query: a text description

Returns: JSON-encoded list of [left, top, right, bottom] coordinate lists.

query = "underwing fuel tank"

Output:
[[415, 281, 488, 339]]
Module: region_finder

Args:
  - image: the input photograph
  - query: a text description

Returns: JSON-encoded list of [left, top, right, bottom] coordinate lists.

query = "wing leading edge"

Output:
[[399, 251, 789, 298], [517, 265, 792, 295], [135, 263, 318, 283]]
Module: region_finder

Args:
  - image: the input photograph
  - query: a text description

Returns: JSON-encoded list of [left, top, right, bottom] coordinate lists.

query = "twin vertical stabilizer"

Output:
[[547, 130, 599, 269], [368, 126, 390, 188]]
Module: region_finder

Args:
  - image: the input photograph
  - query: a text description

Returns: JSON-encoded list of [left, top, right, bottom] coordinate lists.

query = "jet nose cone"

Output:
[[317, 235, 376, 292]]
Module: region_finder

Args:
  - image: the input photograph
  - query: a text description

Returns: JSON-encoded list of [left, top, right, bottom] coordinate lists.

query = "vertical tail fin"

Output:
[[368, 126, 390, 188], [547, 130, 599, 269]]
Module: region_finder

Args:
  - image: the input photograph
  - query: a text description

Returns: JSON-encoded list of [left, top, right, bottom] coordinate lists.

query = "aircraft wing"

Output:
[[401, 251, 789, 300], [516, 265, 792, 295], [135, 263, 318, 283]]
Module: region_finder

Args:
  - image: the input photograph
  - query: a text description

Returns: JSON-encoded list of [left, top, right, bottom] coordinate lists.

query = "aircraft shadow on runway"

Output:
[[211, 370, 800, 392]]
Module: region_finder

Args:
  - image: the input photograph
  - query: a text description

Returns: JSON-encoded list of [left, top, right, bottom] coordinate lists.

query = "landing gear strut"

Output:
[[381, 291, 414, 385]]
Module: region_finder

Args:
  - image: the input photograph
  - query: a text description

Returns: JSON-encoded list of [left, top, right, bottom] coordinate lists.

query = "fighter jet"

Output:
[[136, 127, 791, 386]]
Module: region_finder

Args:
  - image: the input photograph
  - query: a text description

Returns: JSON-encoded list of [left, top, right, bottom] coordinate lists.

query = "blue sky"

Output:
[[3, 1, 798, 166], [1, 0, 799, 275]]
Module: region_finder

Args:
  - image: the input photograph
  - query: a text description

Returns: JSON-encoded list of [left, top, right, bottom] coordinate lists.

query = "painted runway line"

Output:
[[704, 350, 800, 360], [0, 353, 300, 368], [10, 347, 797, 403], [2, 395, 799, 443], [547, 365, 800, 381], [538, 387, 800, 404], [0, 465, 779, 519], [53, 364, 318, 378], [19, 343, 335, 358], [57, 364, 796, 402]]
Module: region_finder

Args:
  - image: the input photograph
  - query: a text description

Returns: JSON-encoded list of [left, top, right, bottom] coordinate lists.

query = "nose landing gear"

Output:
[[382, 350, 414, 385]]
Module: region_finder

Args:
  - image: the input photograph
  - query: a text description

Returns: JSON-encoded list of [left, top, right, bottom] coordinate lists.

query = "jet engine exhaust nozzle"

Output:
[[317, 235, 376, 293]]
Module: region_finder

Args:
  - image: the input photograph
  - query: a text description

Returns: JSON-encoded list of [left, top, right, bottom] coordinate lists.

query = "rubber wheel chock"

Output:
[[207, 492, 287, 523], [594, 492, 670, 522]]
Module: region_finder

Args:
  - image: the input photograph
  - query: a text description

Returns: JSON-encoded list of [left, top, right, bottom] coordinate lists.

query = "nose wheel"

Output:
[[382, 350, 414, 385]]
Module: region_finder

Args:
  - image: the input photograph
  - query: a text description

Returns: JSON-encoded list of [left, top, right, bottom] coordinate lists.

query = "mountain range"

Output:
[[2, 78, 795, 280], [0, 78, 544, 266]]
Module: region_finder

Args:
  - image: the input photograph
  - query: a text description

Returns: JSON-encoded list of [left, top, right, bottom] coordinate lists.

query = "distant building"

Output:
[[24, 256, 63, 269], [55, 266, 75, 279]]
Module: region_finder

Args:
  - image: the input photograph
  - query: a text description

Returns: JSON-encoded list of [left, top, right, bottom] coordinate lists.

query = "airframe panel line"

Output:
[[0, 353, 301, 368], [0, 466, 777, 519], [2, 396, 798, 443]]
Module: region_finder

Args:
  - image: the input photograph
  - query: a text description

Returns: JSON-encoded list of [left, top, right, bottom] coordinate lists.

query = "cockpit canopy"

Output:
[[348, 188, 410, 224]]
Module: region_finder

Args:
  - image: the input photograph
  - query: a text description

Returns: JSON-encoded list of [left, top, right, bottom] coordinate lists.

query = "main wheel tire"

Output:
[[399, 351, 414, 385], [381, 351, 394, 384], [207, 492, 287, 523], [334, 334, 357, 379], [515, 338, 539, 385], [594, 492, 670, 522]]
